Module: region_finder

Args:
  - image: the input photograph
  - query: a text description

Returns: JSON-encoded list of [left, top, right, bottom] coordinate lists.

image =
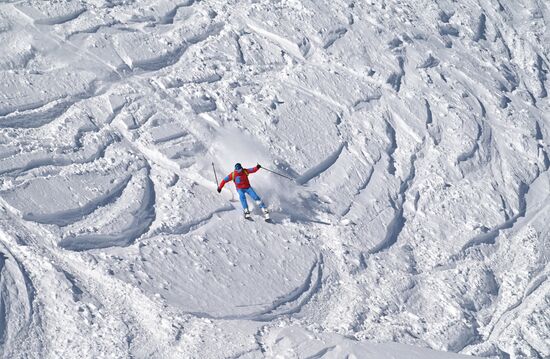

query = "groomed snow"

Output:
[[0, 0, 548, 358]]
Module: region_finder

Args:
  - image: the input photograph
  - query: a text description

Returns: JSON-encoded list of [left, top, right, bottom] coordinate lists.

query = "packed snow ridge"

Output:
[[0, 0, 548, 358]]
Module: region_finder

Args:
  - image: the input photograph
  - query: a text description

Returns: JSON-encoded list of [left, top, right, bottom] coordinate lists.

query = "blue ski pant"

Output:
[[237, 187, 265, 210]]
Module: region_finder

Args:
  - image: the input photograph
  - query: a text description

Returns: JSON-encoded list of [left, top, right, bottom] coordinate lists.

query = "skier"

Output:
[[217, 163, 269, 220]]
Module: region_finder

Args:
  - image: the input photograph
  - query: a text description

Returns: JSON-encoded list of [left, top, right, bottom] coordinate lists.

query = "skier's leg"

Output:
[[246, 187, 266, 208], [237, 189, 249, 210]]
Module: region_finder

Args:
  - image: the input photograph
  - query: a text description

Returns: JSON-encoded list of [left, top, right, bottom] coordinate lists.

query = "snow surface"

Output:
[[0, 0, 549, 358]]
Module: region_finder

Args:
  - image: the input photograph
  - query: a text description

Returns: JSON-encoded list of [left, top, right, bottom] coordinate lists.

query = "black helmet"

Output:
[[234, 163, 243, 170]]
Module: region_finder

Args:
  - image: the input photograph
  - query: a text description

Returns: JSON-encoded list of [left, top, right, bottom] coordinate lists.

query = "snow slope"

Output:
[[0, 0, 549, 358]]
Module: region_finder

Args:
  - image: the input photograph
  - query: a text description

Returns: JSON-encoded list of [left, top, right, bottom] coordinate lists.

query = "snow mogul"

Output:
[[217, 163, 270, 221]]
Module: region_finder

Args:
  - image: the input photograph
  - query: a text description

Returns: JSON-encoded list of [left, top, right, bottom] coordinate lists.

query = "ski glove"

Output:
[[217, 187, 221, 193], [257, 163, 261, 169]]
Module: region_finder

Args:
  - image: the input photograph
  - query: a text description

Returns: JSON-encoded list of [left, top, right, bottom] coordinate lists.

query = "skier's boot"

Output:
[[244, 208, 251, 220], [261, 207, 270, 221]]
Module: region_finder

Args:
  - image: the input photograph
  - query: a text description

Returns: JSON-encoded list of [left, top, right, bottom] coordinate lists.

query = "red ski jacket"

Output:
[[219, 166, 260, 190]]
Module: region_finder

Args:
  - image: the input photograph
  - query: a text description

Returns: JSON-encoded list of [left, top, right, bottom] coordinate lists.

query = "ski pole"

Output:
[[261, 166, 294, 181], [212, 162, 219, 186]]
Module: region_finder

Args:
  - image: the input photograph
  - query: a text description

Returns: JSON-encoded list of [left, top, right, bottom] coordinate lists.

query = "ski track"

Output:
[[58, 174, 156, 251], [23, 175, 132, 227], [0, 236, 44, 358], [246, 20, 305, 61], [370, 152, 418, 255], [461, 181, 530, 252], [296, 142, 346, 185], [185, 254, 323, 322], [152, 203, 235, 236], [304, 345, 336, 359]]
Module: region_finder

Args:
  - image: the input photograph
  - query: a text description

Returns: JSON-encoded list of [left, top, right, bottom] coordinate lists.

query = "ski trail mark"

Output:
[[58, 174, 156, 251], [246, 20, 304, 60], [296, 143, 346, 185], [184, 255, 323, 322], [23, 175, 132, 227]]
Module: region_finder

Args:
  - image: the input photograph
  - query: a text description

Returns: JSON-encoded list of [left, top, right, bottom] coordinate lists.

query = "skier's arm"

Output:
[[246, 164, 261, 174], [217, 174, 232, 192]]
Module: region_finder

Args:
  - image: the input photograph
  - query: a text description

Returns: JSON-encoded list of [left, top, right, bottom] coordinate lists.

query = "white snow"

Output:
[[0, 0, 549, 358]]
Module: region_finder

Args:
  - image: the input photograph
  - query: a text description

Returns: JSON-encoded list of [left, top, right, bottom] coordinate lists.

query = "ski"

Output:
[[243, 210, 272, 222]]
